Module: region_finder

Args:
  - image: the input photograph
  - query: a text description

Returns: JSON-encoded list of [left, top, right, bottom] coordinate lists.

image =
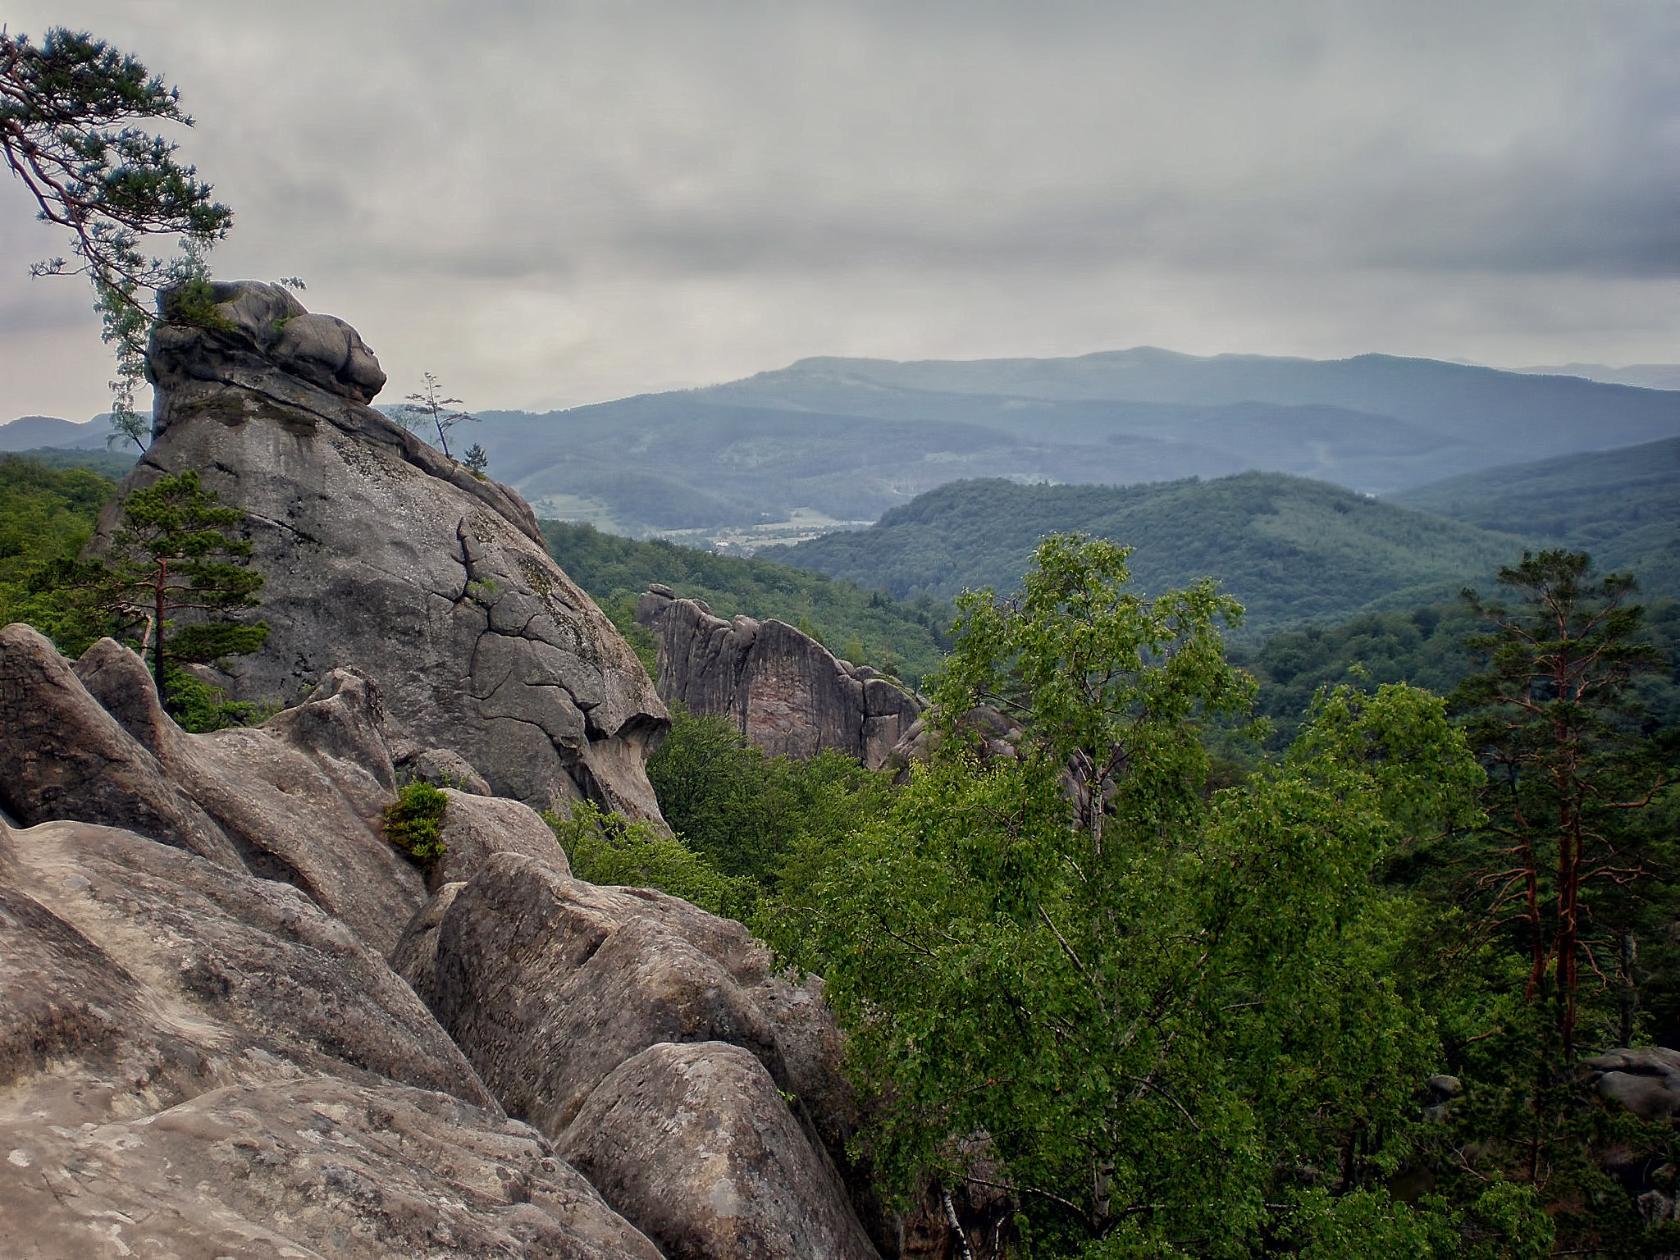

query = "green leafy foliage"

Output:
[[160, 666, 275, 734], [1240, 596, 1680, 750], [96, 470, 268, 696], [762, 535, 1493, 1254], [547, 801, 755, 922], [544, 711, 892, 925], [0, 454, 120, 647], [649, 709, 892, 889], [382, 781, 449, 866], [6, 446, 136, 478], [160, 272, 236, 331], [0, 26, 232, 444], [542, 520, 951, 685]]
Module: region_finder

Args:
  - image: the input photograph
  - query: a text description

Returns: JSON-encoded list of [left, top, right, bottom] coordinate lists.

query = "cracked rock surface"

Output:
[[0, 812, 662, 1259], [637, 588, 922, 769], [121, 280, 668, 821], [396, 851, 881, 1256]]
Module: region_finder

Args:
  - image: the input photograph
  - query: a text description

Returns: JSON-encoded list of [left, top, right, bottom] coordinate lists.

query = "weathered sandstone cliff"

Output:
[[119, 280, 667, 820], [0, 626, 883, 1257], [636, 585, 923, 768]]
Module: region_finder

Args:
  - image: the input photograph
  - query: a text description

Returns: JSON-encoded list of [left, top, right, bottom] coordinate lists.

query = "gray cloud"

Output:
[[3, 0, 1677, 421]]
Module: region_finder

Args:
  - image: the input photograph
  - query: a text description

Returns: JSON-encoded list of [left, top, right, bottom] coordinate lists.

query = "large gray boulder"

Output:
[[397, 851, 878, 1256], [428, 786, 571, 890], [125, 280, 668, 821], [1582, 1046, 1680, 1121], [636, 587, 921, 769], [558, 1041, 879, 1260], [0, 813, 661, 1259]]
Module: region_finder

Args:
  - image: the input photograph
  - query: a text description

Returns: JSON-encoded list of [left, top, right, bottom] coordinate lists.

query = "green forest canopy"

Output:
[[768, 472, 1535, 637]]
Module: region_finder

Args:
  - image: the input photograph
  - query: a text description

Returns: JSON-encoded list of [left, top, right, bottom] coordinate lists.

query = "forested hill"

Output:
[[1389, 435, 1680, 597], [540, 521, 951, 685], [766, 472, 1532, 637]]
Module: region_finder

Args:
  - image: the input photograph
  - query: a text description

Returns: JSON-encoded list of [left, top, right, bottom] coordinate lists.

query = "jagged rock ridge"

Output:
[[637, 585, 923, 769], [0, 625, 885, 1257], [125, 279, 668, 820]]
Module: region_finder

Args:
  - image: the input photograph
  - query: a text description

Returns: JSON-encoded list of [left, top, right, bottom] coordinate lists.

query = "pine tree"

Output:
[[399, 373, 479, 460], [1, 27, 233, 446], [1456, 550, 1669, 1057], [96, 471, 267, 703]]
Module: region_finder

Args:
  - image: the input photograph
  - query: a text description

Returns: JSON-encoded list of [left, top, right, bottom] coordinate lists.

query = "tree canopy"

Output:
[[0, 26, 231, 443], [763, 534, 1545, 1256]]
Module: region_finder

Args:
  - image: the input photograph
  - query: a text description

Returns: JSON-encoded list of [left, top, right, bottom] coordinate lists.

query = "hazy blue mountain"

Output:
[[0, 415, 108, 452], [461, 348, 1680, 540], [1517, 363, 1680, 391], [15, 347, 1675, 546], [466, 397, 1250, 535], [1391, 436, 1680, 598], [765, 472, 1534, 638], [750, 348, 1680, 460]]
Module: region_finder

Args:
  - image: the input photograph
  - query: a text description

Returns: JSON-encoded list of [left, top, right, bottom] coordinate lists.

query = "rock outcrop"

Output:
[[1, 623, 885, 1256], [1582, 1046, 1680, 1121], [123, 280, 667, 820], [557, 1042, 879, 1260], [637, 586, 922, 768], [0, 623, 426, 955], [0, 813, 662, 1259], [397, 851, 879, 1257]]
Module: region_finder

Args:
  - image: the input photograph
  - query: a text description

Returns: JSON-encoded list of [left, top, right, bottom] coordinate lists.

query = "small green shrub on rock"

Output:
[[383, 781, 449, 866]]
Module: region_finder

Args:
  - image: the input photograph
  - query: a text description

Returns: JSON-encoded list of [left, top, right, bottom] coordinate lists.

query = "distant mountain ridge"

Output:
[[0, 415, 108, 452], [757, 348, 1680, 458], [1516, 363, 1680, 391], [12, 346, 1678, 544]]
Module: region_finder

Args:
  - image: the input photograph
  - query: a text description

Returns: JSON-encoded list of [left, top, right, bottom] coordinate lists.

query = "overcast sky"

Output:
[[3, 0, 1677, 421]]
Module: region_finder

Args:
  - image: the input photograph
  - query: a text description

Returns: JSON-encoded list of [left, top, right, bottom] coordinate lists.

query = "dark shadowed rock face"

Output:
[[637, 587, 922, 769], [126, 279, 668, 821], [0, 813, 662, 1259]]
